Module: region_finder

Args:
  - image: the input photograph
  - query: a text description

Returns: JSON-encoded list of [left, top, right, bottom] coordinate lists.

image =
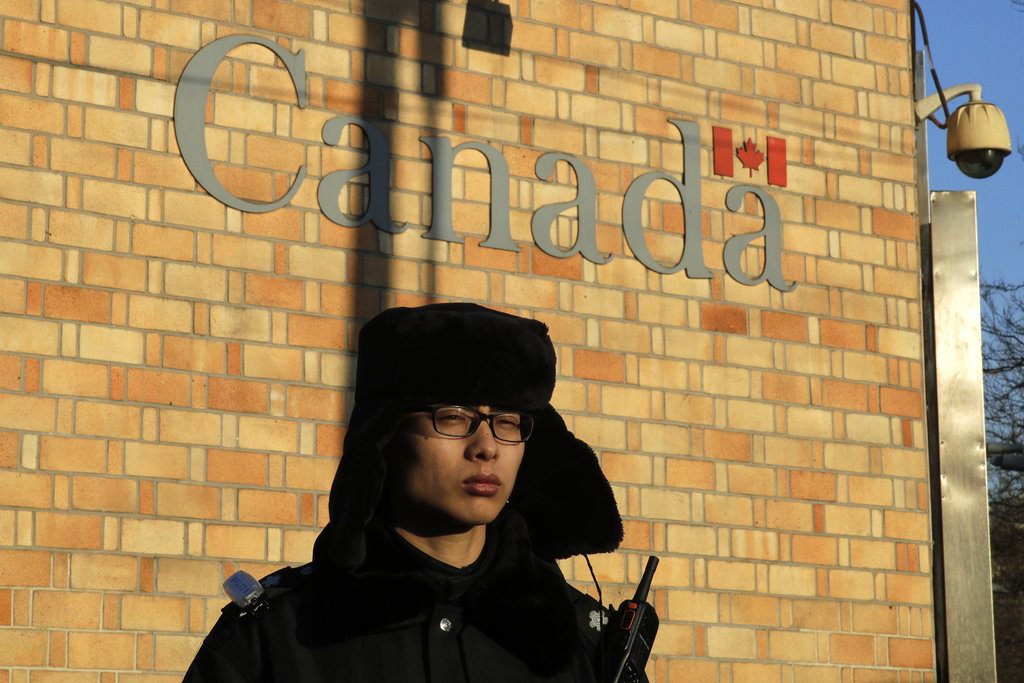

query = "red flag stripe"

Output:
[[767, 136, 787, 187], [712, 126, 734, 177]]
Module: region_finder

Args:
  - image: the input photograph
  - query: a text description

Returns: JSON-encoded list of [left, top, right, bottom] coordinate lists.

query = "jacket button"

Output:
[[439, 618, 452, 632]]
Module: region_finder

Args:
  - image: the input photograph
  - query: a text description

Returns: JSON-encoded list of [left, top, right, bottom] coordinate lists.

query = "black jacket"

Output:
[[183, 510, 608, 682]]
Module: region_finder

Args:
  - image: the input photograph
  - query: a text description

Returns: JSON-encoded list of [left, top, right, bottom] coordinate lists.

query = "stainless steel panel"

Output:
[[930, 190, 996, 682]]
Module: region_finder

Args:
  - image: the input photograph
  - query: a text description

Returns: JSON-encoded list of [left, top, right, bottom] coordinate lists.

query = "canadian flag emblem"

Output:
[[712, 126, 787, 188]]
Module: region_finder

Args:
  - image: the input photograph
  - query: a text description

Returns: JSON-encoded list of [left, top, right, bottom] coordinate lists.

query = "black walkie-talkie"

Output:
[[604, 556, 659, 683]]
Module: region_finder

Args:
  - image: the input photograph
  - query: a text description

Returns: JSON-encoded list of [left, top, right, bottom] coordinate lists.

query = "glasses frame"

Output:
[[414, 404, 535, 444]]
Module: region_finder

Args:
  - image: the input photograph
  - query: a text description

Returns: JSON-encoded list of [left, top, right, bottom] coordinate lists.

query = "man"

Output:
[[184, 303, 624, 681]]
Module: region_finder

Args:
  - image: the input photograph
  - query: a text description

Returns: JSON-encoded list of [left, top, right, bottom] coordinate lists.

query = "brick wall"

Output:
[[0, 0, 931, 680]]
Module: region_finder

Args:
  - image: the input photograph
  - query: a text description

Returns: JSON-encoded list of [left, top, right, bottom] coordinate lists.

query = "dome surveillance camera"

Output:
[[946, 100, 1011, 179]]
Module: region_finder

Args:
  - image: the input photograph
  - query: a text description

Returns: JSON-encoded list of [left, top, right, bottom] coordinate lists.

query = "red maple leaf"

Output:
[[736, 138, 764, 176]]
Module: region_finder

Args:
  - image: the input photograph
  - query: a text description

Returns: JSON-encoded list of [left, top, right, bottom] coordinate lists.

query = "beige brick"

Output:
[[79, 324, 145, 364], [85, 108, 150, 148], [205, 523, 266, 559], [49, 210, 115, 250], [707, 560, 756, 591], [122, 594, 189, 631], [0, 316, 59, 355], [210, 305, 270, 341], [159, 409, 221, 446], [139, 9, 201, 48], [57, 0, 122, 33], [0, 167, 64, 206], [51, 138, 117, 178], [122, 518, 186, 555], [70, 552, 137, 590], [707, 626, 757, 659], [88, 34, 152, 76], [125, 442, 189, 479], [0, 393, 56, 431], [0, 628, 47, 665], [67, 631, 135, 669], [156, 558, 222, 595], [238, 416, 298, 452], [768, 565, 817, 596], [76, 401, 140, 439], [3, 21, 68, 61], [129, 295, 192, 333], [32, 589, 101, 628], [52, 65, 117, 105]]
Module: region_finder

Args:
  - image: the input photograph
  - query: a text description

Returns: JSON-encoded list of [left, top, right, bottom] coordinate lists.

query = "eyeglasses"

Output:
[[414, 405, 535, 444]]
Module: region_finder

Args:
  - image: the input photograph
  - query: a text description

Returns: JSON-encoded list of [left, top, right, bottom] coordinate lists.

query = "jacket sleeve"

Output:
[[182, 612, 262, 683]]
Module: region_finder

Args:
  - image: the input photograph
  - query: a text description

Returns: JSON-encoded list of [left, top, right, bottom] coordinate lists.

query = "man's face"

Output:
[[384, 406, 526, 533]]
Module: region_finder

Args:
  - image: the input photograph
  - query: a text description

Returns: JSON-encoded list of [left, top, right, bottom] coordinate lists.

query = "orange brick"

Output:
[[205, 524, 266, 560], [704, 429, 751, 462], [820, 319, 866, 349], [789, 471, 837, 501], [0, 470, 51, 508], [286, 386, 343, 421], [245, 273, 304, 310], [574, 349, 625, 382], [701, 303, 747, 334], [0, 54, 33, 93], [829, 633, 874, 665], [32, 589, 101, 628], [0, 429, 18, 467], [0, 354, 22, 391], [791, 534, 838, 565], [237, 489, 298, 525], [253, 0, 310, 36], [316, 423, 344, 457], [822, 379, 868, 411], [692, 0, 739, 31], [39, 435, 106, 473], [71, 476, 137, 513], [208, 377, 269, 414], [762, 373, 809, 404], [164, 335, 226, 373], [0, 549, 51, 586], [761, 311, 807, 342], [852, 603, 898, 635], [133, 223, 194, 260], [127, 368, 192, 407], [665, 458, 715, 490], [207, 448, 268, 486], [287, 314, 346, 349], [43, 284, 110, 323], [872, 208, 916, 240], [41, 359, 107, 398], [82, 252, 147, 291], [156, 482, 220, 519], [35, 512, 101, 549], [879, 387, 922, 418], [888, 638, 933, 669]]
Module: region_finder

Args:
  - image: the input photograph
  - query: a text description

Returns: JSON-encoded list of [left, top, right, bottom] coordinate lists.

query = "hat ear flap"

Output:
[[312, 401, 398, 571], [510, 406, 623, 559]]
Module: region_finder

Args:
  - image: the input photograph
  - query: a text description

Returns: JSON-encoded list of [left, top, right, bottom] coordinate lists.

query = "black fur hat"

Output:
[[312, 303, 623, 570]]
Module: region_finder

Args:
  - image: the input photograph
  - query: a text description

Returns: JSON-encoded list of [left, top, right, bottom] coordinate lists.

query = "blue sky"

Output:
[[919, 0, 1024, 282]]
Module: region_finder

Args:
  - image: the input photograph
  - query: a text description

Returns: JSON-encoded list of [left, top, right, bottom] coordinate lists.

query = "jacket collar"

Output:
[[302, 510, 579, 676]]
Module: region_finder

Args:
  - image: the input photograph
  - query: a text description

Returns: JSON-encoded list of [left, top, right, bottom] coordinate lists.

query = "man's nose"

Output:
[[466, 419, 499, 460]]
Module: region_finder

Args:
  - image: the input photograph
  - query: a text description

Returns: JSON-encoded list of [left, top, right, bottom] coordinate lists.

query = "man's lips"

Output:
[[463, 474, 501, 496]]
